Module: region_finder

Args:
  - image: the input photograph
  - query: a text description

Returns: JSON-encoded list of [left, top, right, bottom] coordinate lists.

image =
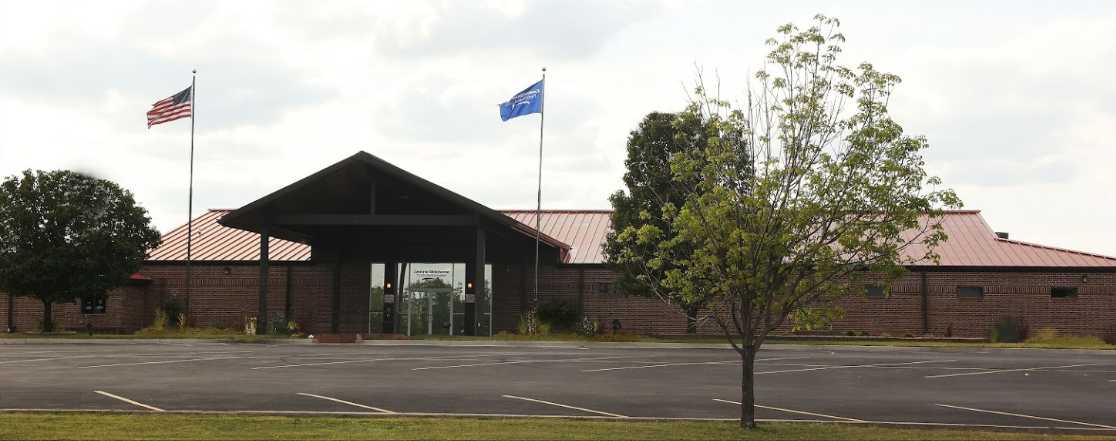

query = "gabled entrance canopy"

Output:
[[219, 151, 568, 264], [218, 151, 569, 335]]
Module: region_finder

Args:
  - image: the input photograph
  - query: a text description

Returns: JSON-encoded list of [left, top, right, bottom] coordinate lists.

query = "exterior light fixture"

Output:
[[466, 282, 474, 289], [385, 282, 392, 289], [222, 267, 232, 275], [1081, 274, 1088, 284]]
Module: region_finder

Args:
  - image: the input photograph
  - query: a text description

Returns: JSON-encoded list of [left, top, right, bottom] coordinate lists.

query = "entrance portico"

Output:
[[219, 151, 568, 335]]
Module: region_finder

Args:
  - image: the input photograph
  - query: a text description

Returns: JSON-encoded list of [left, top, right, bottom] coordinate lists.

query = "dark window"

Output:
[[865, 285, 886, 298], [1051, 287, 1078, 298], [596, 283, 612, 294], [958, 286, 984, 299], [81, 294, 106, 314]]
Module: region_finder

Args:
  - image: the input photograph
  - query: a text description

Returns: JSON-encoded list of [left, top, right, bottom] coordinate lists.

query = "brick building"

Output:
[[3, 151, 1115, 339]]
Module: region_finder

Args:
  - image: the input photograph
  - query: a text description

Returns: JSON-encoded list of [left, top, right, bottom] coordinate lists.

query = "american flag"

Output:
[[147, 86, 192, 128]]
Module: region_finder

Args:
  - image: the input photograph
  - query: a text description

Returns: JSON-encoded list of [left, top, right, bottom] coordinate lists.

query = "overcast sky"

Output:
[[1, 1, 1114, 255]]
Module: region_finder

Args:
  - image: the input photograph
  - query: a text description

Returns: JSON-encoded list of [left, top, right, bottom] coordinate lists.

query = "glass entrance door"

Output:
[[402, 263, 465, 336]]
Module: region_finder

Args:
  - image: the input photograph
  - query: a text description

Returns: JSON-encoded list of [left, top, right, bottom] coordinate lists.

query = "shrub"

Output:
[[517, 308, 540, 335], [1028, 327, 1058, 342], [990, 316, 1026, 343], [1025, 327, 1107, 347], [160, 298, 186, 328], [269, 316, 302, 336], [577, 315, 600, 337], [536, 300, 578, 331], [150, 309, 167, 331], [790, 307, 844, 333]]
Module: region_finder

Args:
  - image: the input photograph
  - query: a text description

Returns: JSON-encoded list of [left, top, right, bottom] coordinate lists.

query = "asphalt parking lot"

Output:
[[1, 341, 1114, 432]]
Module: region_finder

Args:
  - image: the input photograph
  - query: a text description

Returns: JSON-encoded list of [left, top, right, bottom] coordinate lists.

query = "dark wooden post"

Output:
[[464, 259, 476, 336], [331, 255, 342, 333], [383, 261, 396, 334], [475, 227, 487, 335], [258, 229, 270, 335]]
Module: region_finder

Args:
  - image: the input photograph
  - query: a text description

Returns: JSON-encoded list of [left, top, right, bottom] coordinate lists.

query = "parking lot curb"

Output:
[[356, 340, 736, 349], [0, 338, 314, 345]]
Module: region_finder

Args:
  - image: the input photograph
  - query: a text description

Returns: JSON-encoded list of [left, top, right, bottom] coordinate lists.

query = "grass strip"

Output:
[[0, 412, 1113, 441]]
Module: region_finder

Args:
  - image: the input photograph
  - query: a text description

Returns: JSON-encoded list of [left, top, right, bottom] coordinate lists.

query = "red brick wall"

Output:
[[919, 271, 1116, 339], [139, 264, 296, 331], [7, 264, 1112, 340], [653, 270, 1116, 339], [0, 285, 152, 333]]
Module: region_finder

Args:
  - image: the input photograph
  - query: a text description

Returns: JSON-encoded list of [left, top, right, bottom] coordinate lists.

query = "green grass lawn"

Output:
[[0, 413, 1112, 441]]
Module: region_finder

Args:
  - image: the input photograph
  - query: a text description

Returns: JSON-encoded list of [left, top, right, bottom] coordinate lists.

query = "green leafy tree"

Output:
[[605, 112, 712, 333], [610, 15, 961, 428], [0, 170, 161, 332]]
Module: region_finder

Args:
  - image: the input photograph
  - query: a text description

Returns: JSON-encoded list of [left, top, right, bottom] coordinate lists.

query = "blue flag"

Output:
[[499, 80, 544, 121]]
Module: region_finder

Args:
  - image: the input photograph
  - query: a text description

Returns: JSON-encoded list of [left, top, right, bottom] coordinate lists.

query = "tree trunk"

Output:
[[740, 345, 757, 428], [685, 304, 699, 334], [41, 299, 53, 333]]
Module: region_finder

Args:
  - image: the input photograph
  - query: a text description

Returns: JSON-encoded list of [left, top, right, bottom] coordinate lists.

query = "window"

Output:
[[958, 286, 984, 299], [81, 294, 106, 314], [1051, 287, 1078, 298], [596, 283, 612, 294], [865, 285, 886, 299]]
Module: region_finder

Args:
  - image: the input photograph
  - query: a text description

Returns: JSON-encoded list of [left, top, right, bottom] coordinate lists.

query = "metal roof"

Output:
[[147, 209, 1116, 268], [904, 211, 1116, 267], [147, 210, 311, 262], [504, 210, 613, 264]]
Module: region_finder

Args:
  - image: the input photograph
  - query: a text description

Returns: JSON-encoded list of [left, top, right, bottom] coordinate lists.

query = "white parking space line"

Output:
[[501, 394, 627, 418], [756, 359, 956, 375], [254, 356, 485, 370], [935, 404, 1116, 429], [925, 363, 1096, 379], [712, 398, 864, 422], [93, 390, 164, 412], [583, 360, 738, 372], [296, 393, 394, 414], [580, 356, 810, 373], [412, 356, 630, 371], [0, 355, 104, 365], [78, 356, 242, 369]]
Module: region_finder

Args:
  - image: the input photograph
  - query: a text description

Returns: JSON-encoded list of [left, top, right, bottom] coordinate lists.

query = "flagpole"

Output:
[[534, 67, 546, 307], [185, 69, 196, 324]]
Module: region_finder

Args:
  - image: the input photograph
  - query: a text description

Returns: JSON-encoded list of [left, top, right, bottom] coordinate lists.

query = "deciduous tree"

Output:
[[605, 111, 728, 333], [0, 170, 161, 332], [610, 15, 961, 428]]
